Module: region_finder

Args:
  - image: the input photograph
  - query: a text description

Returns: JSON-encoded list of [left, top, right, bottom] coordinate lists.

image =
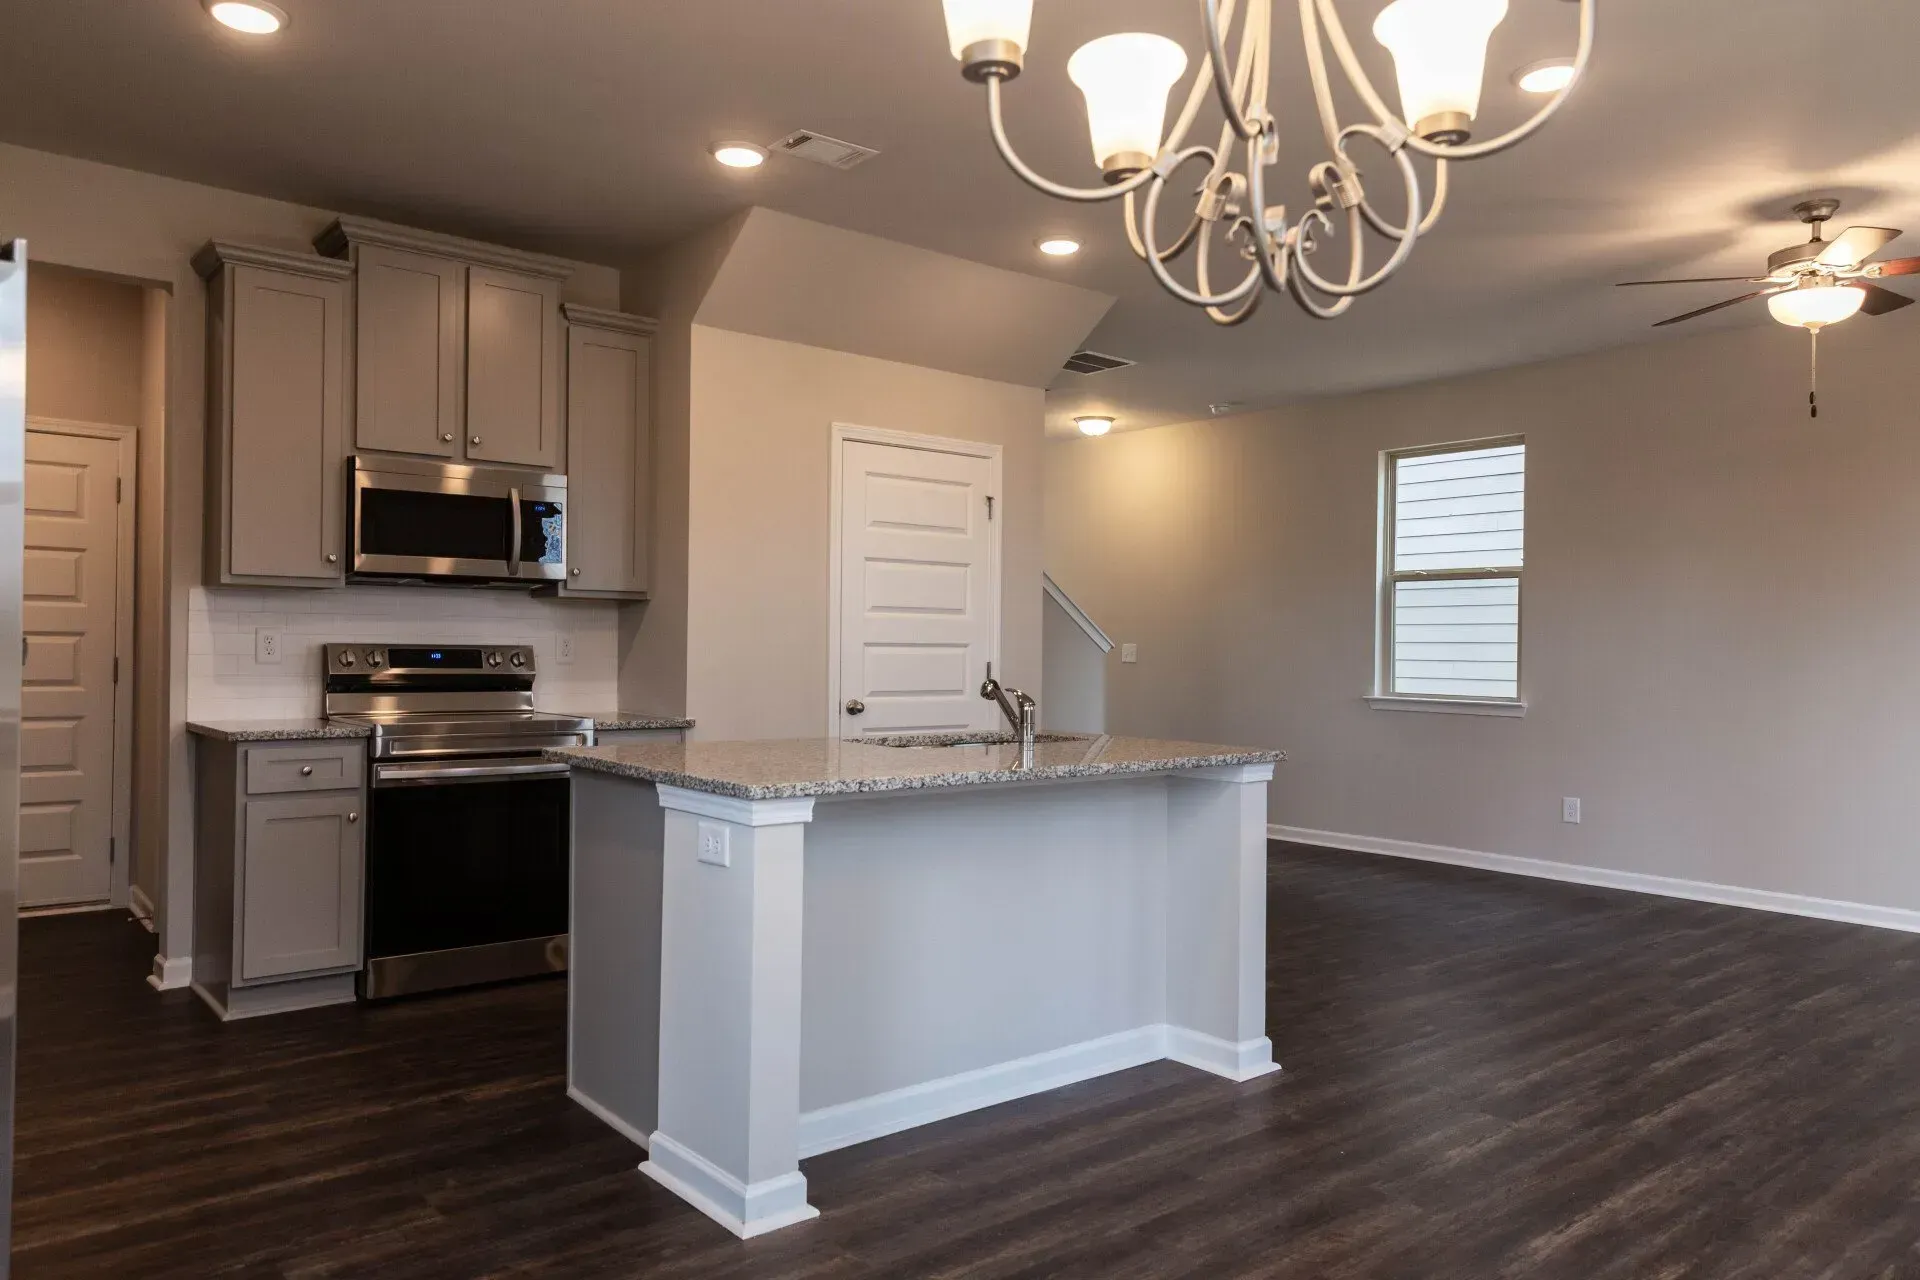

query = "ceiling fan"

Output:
[[1617, 199, 1920, 417]]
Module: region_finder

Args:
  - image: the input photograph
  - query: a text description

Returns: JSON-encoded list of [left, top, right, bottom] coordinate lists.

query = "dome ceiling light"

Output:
[[937, 0, 1593, 327]]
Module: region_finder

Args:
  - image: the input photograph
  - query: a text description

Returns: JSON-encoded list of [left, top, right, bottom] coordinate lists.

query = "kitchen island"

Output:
[[549, 732, 1285, 1238]]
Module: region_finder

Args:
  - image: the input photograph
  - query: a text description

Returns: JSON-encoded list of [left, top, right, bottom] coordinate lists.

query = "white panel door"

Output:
[[838, 439, 999, 736], [21, 431, 121, 907]]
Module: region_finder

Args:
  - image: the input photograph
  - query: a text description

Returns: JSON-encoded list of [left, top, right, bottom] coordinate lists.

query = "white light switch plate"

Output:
[[1120, 643, 1138, 664], [255, 629, 282, 664], [697, 820, 731, 868]]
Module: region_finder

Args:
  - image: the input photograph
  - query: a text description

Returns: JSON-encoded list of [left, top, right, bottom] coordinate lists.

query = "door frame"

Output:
[[826, 423, 1003, 739], [26, 416, 138, 911]]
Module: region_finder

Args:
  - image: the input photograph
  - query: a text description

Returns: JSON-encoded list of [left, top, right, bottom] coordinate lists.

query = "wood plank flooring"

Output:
[[12, 844, 1920, 1278]]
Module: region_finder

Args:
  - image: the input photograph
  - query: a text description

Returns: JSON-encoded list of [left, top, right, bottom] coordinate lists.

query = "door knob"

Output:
[[845, 699, 866, 716]]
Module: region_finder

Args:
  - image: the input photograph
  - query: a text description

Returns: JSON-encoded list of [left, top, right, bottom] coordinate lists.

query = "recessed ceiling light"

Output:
[[1513, 59, 1575, 94], [711, 142, 768, 170], [205, 0, 288, 34], [1074, 415, 1115, 437], [1037, 237, 1082, 257]]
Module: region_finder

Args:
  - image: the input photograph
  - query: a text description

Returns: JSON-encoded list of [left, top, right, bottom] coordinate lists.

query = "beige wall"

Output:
[[0, 141, 621, 970], [683, 326, 1045, 740], [25, 266, 146, 426], [1048, 308, 1920, 913]]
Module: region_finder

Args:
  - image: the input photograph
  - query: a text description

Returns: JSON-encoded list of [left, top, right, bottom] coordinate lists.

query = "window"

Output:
[[1379, 438, 1524, 704]]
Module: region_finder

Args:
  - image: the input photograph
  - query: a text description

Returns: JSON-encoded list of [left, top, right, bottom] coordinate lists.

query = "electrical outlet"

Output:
[[1562, 796, 1582, 825], [556, 633, 576, 665], [1120, 643, 1138, 664], [255, 629, 282, 664], [697, 820, 731, 868]]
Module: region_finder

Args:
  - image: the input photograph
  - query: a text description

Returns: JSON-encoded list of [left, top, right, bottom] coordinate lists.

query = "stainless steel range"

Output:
[[323, 642, 592, 999]]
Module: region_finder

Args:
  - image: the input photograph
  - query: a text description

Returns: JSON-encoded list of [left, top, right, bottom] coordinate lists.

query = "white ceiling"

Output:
[[1, 1, 1915, 435]]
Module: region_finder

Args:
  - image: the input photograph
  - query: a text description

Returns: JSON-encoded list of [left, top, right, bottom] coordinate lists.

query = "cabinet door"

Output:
[[562, 324, 651, 596], [240, 792, 364, 982], [354, 244, 464, 457], [466, 266, 563, 469], [228, 265, 347, 583]]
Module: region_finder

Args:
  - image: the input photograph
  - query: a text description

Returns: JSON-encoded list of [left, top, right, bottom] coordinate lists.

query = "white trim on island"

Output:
[[654, 786, 816, 827], [641, 1132, 820, 1240]]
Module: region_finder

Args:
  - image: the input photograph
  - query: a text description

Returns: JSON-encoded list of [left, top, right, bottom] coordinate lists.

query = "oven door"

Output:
[[362, 754, 571, 998], [351, 457, 566, 583]]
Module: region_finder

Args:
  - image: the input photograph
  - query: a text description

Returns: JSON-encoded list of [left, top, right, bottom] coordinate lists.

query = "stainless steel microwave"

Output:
[[349, 455, 567, 585]]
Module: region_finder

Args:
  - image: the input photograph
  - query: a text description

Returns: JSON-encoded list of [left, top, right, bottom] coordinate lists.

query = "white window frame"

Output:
[[1369, 434, 1527, 718]]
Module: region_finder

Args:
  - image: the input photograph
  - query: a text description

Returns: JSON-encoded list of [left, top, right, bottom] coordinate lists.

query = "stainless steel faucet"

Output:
[[981, 663, 1037, 753]]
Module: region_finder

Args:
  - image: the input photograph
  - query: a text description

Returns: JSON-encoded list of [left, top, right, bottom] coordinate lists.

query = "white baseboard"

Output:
[[1270, 824, 1920, 935], [129, 885, 158, 933], [641, 1132, 819, 1239], [796, 1023, 1279, 1160], [148, 952, 191, 991], [567, 1085, 650, 1151]]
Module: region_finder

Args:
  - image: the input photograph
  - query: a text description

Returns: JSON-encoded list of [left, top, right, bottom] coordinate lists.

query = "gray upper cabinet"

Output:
[[195, 242, 353, 588], [350, 244, 464, 458], [557, 306, 655, 599], [468, 266, 563, 469], [240, 791, 364, 982], [318, 217, 572, 472]]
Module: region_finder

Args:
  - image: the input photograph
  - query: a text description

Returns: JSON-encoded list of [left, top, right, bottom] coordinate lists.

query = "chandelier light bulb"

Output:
[[1075, 415, 1116, 437], [1373, 0, 1509, 141], [944, 0, 1034, 78], [1067, 33, 1189, 179], [1768, 284, 1865, 330]]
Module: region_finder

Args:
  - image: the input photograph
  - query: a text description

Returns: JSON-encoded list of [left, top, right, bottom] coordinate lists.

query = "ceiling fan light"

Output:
[[1768, 285, 1865, 330], [1067, 33, 1189, 179], [1075, 415, 1115, 437], [1373, 0, 1509, 139]]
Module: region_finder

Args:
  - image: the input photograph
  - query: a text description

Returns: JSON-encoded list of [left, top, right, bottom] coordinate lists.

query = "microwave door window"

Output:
[[360, 489, 513, 564]]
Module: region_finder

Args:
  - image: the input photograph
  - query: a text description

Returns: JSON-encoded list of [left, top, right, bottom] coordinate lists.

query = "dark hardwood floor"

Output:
[[13, 844, 1920, 1278]]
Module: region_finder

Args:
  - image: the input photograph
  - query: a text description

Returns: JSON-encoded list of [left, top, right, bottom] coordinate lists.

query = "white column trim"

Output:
[[654, 786, 816, 827], [642, 1131, 820, 1240], [1182, 762, 1276, 784]]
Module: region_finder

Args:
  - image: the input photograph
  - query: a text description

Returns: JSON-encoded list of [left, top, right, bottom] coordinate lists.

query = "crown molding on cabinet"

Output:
[[560, 303, 660, 337], [314, 215, 575, 281], [192, 240, 355, 283]]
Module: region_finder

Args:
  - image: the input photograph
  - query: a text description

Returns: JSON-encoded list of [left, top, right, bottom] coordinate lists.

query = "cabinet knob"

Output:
[[300, 766, 314, 776], [441, 432, 454, 443], [470, 435, 482, 447], [348, 812, 359, 823], [326, 553, 339, 564], [570, 568, 581, 577]]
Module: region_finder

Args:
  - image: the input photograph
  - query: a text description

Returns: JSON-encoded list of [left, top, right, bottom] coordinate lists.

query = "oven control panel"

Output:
[[323, 643, 538, 677]]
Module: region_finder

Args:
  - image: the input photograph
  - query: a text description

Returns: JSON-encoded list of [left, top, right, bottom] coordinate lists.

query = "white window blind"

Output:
[[1384, 441, 1524, 701]]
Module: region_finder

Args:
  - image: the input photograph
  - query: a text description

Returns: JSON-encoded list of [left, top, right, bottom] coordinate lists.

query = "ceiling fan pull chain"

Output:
[[1809, 328, 1819, 420]]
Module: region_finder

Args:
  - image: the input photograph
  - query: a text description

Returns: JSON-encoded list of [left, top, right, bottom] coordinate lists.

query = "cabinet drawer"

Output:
[[245, 742, 365, 795]]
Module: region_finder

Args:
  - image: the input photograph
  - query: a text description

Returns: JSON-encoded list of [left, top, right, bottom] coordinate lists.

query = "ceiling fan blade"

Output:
[[1616, 276, 1768, 286], [1858, 283, 1915, 316], [1818, 225, 1901, 268], [1869, 256, 1920, 278], [1651, 290, 1776, 327]]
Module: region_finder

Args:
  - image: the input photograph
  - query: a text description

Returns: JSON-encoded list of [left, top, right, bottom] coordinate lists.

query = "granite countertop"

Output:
[[186, 719, 372, 743], [547, 733, 1284, 800], [554, 712, 696, 732]]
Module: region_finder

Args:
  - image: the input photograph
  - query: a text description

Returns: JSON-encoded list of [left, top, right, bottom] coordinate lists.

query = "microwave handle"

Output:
[[508, 486, 523, 577]]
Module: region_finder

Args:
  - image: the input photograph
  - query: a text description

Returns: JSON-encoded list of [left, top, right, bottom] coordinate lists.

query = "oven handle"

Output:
[[373, 757, 569, 788], [508, 486, 523, 577]]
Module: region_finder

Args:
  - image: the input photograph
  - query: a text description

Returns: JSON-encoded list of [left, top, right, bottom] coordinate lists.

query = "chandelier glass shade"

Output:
[[941, 0, 1596, 326]]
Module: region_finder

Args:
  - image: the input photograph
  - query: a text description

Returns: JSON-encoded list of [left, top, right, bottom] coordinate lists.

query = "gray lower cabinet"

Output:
[[554, 305, 656, 599], [193, 735, 368, 1020], [195, 242, 353, 587]]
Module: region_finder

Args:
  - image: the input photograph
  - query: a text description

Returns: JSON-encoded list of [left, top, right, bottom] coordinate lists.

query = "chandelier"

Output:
[[940, 0, 1595, 325]]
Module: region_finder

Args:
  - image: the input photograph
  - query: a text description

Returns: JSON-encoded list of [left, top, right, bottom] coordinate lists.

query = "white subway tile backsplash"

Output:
[[186, 584, 623, 720]]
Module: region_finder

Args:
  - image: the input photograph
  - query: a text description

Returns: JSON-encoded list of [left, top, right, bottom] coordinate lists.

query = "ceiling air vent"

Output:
[[1062, 350, 1136, 376], [773, 130, 879, 170]]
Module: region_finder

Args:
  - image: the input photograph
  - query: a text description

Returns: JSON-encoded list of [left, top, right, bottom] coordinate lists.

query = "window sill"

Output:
[[1365, 695, 1527, 719]]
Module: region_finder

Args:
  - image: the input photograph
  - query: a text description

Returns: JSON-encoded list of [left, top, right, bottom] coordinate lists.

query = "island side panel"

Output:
[[798, 776, 1169, 1133], [567, 770, 666, 1148], [1164, 764, 1280, 1080]]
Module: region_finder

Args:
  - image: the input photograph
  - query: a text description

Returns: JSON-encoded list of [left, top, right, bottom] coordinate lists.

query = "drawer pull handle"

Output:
[[300, 766, 314, 776]]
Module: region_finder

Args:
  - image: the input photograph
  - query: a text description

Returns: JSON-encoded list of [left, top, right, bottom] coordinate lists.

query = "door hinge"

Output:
[[113, 655, 120, 684], [986, 495, 996, 521], [116, 477, 123, 504], [109, 837, 116, 866]]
